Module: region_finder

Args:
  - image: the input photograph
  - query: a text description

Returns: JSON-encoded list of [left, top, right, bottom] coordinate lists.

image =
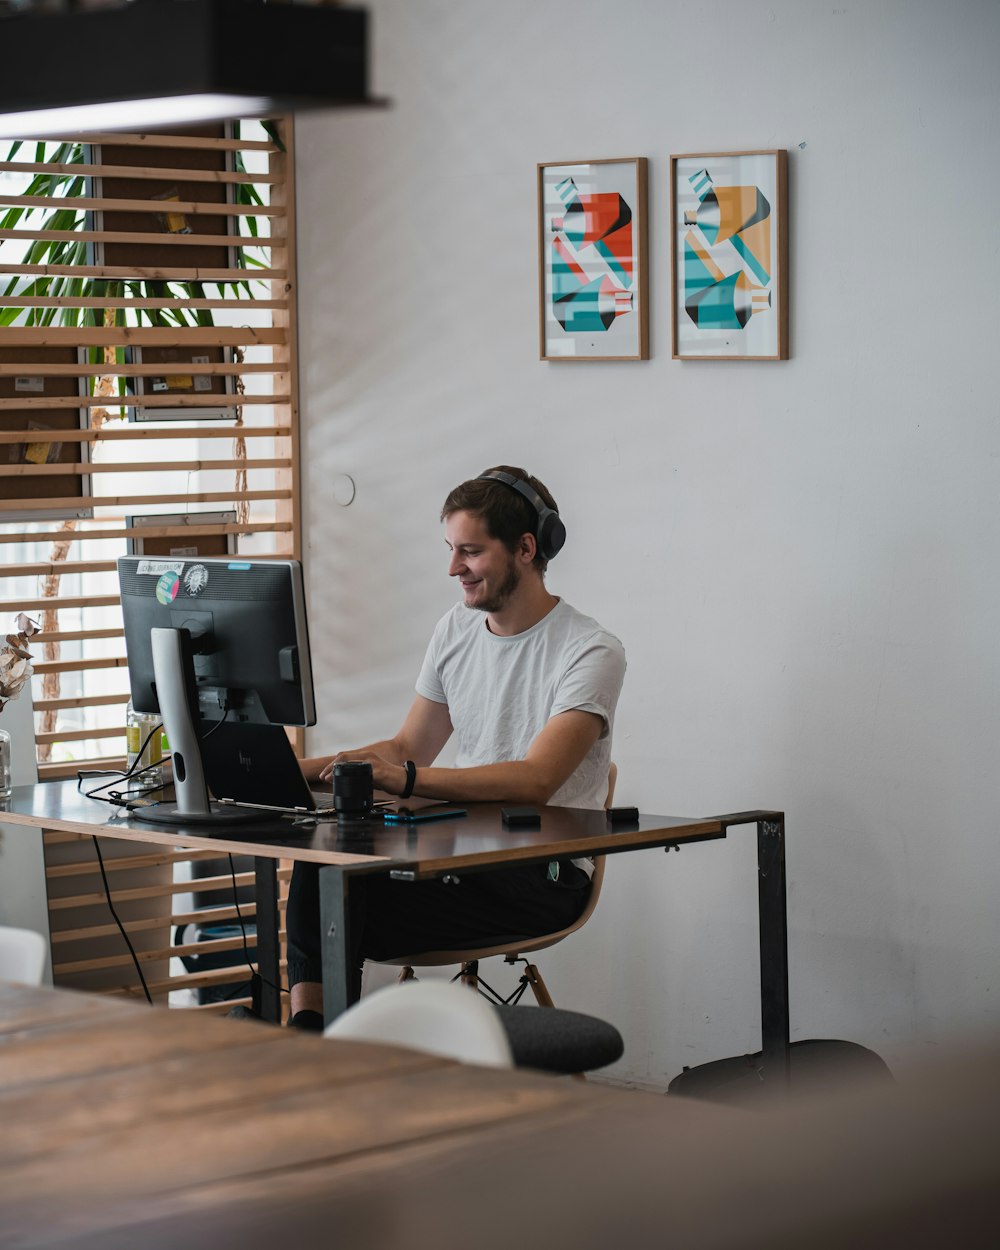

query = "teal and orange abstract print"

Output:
[[672, 150, 788, 360]]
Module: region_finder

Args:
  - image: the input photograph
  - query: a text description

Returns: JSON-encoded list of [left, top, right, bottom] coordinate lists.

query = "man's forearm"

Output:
[[307, 708, 600, 801], [399, 708, 603, 803], [410, 760, 557, 805]]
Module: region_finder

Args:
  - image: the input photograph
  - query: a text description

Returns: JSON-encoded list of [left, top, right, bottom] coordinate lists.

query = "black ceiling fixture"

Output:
[[0, 0, 377, 136]]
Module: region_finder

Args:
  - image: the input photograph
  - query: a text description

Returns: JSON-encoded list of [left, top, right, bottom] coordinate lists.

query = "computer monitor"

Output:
[[117, 555, 316, 827]]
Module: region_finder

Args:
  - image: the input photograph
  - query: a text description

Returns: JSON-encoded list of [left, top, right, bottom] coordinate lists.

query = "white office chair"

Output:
[[324, 980, 513, 1068], [381, 764, 618, 1008], [0, 925, 47, 986]]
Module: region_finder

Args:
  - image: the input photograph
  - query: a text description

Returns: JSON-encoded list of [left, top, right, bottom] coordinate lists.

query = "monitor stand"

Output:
[[129, 627, 264, 829]]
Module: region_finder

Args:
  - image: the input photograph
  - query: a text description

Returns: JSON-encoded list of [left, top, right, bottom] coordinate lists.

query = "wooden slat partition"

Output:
[[0, 326, 287, 345], [32, 130, 278, 151], [0, 396, 287, 408], [0, 362, 280, 376], [0, 195, 283, 218], [0, 488, 292, 513], [0, 292, 284, 305], [51, 903, 260, 943], [0, 160, 281, 185], [0, 263, 286, 280], [46, 872, 258, 911], [3, 118, 301, 1009], [43, 831, 175, 1000], [42, 830, 289, 1015], [0, 227, 277, 244]]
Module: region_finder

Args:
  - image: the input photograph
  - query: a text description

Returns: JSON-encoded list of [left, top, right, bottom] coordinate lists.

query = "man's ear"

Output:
[[519, 532, 537, 562]]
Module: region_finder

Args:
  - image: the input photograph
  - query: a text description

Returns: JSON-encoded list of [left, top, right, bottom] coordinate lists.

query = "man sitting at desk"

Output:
[[286, 466, 626, 1029]]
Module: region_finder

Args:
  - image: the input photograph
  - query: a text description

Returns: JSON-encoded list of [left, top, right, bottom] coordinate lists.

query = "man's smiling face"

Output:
[[445, 509, 524, 614]]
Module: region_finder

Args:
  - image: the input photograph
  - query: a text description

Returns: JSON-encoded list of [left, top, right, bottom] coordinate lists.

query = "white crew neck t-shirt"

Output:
[[416, 598, 626, 812]]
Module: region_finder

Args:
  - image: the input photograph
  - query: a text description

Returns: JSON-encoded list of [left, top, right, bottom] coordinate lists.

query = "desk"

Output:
[[0, 981, 677, 1246], [2, 982, 996, 1250], [2, 783, 789, 1073]]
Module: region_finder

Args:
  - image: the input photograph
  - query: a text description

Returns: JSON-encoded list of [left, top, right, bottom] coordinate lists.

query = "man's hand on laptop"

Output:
[[319, 750, 408, 796]]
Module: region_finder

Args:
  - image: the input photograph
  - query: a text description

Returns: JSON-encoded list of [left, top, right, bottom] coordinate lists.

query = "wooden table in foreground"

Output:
[[2, 782, 788, 1071], [1, 982, 997, 1250]]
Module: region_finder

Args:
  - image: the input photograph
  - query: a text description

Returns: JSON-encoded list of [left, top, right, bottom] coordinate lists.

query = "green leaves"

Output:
[[2, 137, 264, 327]]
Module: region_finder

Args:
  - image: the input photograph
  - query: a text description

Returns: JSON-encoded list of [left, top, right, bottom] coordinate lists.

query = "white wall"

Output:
[[295, 0, 1000, 1086]]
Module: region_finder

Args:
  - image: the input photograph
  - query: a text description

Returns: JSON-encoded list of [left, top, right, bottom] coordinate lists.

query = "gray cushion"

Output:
[[493, 1004, 624, 1074]]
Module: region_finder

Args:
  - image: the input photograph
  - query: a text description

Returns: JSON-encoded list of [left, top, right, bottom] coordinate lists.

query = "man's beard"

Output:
[[472, 558, 520, 614]]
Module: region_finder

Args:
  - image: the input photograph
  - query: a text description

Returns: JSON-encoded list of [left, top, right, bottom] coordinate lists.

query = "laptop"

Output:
[[199, 721, 333, 813]]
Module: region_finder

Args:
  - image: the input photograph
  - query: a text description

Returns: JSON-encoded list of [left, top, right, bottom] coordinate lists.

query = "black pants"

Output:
[[285, 858, 592, 1001]]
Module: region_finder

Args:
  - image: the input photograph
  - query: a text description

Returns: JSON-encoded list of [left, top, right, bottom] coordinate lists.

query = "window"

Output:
[[0, 118, 300, 776]]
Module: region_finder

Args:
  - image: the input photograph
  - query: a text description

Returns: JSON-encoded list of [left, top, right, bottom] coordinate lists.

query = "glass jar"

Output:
[[125, 702, 163, 788]]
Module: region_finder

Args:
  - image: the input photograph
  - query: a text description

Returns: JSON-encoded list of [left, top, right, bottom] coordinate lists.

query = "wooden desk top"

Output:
[[2, 983, 997, 1250], [2, 780, 747, 874], [0, 982, 724, 1247]]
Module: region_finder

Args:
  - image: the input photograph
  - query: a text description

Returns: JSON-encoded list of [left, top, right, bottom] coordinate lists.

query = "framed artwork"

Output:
[[125, 509, 238, 558], [537, 157, 648, 361], [671, 149, 788, 360], [0, 345, 92, 522], [123, 345, 239, 422]]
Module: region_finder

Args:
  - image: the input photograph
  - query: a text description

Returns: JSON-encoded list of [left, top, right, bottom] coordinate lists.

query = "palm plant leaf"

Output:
[[2, 136, 263, 328]]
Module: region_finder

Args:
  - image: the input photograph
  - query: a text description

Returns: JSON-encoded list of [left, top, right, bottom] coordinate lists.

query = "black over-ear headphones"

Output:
[[477, 470, 566, 561]]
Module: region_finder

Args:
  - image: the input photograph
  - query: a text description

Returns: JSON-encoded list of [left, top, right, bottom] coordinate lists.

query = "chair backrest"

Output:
[[0, 925, 47, 986], [605, 761, 617, 807], [380, 763, 619, 967], [324, 981, 513, 1068]]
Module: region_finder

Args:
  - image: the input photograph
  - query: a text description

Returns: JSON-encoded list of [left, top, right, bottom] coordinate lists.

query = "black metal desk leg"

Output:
[[757, 816, 790, 1081], [318, 864, 356, 1028], [253, 857, 281, 1024]]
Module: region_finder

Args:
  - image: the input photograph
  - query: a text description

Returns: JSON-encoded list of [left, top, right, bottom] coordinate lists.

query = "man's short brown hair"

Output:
[[441, 465, 559, 573]]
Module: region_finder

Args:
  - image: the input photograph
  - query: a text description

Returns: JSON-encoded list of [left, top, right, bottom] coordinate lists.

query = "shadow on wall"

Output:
[[779, 526, 999, 1052]]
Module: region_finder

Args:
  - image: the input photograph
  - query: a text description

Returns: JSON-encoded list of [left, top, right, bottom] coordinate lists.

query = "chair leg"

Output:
[[397, 966, 416, 983], [459, 959, 480, 990], [522, 962, 555, 1008]]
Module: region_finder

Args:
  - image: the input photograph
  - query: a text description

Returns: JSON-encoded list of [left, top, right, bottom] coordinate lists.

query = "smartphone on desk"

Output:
[[382, 803, 468, 824]]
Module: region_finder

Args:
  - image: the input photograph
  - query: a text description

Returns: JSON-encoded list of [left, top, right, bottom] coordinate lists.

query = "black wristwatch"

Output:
[[400, 759, 417, 799]]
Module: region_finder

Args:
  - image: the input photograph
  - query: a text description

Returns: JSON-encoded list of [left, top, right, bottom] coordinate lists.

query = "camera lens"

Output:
[[332, 761, 373, 818]]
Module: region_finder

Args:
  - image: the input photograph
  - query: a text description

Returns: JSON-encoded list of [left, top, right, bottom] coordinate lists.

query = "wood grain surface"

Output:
[[2, 983, 998, 1250]]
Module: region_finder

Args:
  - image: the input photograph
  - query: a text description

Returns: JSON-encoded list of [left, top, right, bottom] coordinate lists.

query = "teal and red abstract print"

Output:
[[538, 158, 648, 360], [550, 177, 634, 333]]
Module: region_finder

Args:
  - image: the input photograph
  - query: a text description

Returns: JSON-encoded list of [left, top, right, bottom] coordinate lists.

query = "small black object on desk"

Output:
[[607, 806, 640, 824], [333, 760, 374, 821], [501, 806, 541, 829]]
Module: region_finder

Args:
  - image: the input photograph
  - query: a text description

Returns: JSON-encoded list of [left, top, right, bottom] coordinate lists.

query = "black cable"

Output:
[[79, 710, 288, 1007], [78, 720, 166, 807], [79, 708, 230, 811], [79, 770, 164, 809], [200, 701, 231, 741], [228, 852, 288, 997], [79, 709, 276, 1010], [91, 836, 153, 1007]]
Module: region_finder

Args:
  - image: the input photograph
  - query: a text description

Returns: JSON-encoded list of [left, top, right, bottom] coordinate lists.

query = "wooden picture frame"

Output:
[[125, 509, 238, 558], [0, 345, 92, 521], [671, 149, 788, 360], [122, 345, 239, 423], [538, 157, 649, 361]]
